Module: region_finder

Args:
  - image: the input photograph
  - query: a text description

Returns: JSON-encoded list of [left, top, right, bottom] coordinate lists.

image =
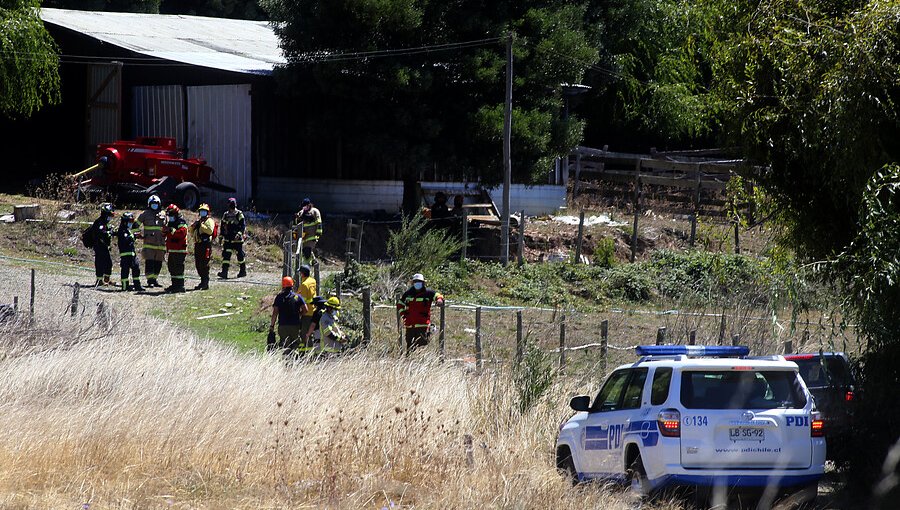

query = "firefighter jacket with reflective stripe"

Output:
[[116, 226, 137, 257], [190, 217, 217, 244], [221, 209, 245, 241], [164, 218, 189, 253], [319, 311, 343, 341], [92, 215, 113, 248], [136, 209, 167, 251], [295, 207, 322, 242], [397, 287, 444, 328]]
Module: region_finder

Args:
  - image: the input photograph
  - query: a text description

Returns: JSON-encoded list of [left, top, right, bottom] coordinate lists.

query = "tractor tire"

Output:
[[176, 182, 200, 211]]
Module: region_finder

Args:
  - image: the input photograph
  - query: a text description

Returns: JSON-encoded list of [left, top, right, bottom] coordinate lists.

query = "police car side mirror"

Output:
[[570, 395, 590, 412]]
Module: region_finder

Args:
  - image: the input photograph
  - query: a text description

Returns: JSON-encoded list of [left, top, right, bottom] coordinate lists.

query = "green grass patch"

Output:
[[151, 284, 275, 353]]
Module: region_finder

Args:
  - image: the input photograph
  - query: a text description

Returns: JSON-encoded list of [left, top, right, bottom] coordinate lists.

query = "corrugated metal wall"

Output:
[[131, 84, 251, 209], [86, 63, 122, 164], [131, 85, 185, 144], [187, 84, 252, 208]]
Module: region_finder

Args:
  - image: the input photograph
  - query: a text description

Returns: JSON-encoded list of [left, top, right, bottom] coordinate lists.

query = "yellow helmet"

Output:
[[198, 203, 211, 212], [325, 296, 341, 310]]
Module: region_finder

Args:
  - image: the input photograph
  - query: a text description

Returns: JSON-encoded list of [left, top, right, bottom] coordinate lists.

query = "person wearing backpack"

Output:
[[189, 203, 217, 290], [116, 212, 143, 292], [90, 203, 116, 287]]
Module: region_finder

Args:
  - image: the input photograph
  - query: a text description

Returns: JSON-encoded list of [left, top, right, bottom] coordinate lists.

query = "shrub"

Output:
[[591, 237, 617, 268], [603, 264, 654, 302], [386, 214, 464, 281], [514, 342, 555, 414]]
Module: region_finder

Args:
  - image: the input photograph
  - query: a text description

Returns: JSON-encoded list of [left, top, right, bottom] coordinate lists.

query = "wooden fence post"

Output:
[[335, 275, 342, 298], [515, 310, 524, 365], [475, 307, 482, 373], [783, 340, 793, 355], [690, 165, 701, 246], [689, 329, 696, 346], [357, 220, 365, 262], [344, 219, 354, 275], [656, 327, 666, 345], [438, 300, 446, 362], [718, 313, 726, 345], [29, 268, 35, 323], [13, 296, 18, 315], [517, 210, 526, 266], [630, 162, 642, 263], [461, 208, 469, 261], [732, 333, 741, 346], [71, 283, 80, 317], [574, 209, 585, 264], [734, 221, 741, 254], [282, 241, 290, 277], [396, 307, 403, 352], [601, 319, 609, 373], [314, 263, 321, 294], [362, 287, 371, 346], [559, 313, 567, 370], [801, 329, 810, 350], [573, 152, 582, 198]]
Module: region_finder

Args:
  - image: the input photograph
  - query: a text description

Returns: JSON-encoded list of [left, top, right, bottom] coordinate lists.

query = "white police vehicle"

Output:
[[556, 345, 826, 500]]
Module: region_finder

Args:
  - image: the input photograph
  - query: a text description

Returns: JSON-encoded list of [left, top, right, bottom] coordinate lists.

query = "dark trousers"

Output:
[[194, 242, 211, 283], [120, 255, 141, 288], [222, 240, 245, 272], [167, 252, 186, 289], [278, 324, 302, 351], [300, 315, 314, 348], [93, 245, 112, 282], [405, 326, 431, 353], [145, 259, 164, 284]]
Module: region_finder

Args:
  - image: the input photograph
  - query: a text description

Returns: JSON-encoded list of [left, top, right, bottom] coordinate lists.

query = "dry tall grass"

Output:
[[0, 285, 675, 509]]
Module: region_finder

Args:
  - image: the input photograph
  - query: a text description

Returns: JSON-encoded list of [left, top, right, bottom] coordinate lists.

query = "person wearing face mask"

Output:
[[396, 273, 444, 354], [189, 203, 218, 290], [318, 296, 346, 354], [218, 197, 247, 279], [116, 212, 143, 292], [134, 195, 167, 288], [162, 204, 188, 293]]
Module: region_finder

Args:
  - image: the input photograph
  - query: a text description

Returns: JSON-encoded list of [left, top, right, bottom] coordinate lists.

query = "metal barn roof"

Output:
[[41, 8, 286, 75]]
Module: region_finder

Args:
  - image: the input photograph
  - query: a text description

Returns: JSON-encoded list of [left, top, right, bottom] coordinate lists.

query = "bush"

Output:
[[603, 264, 654, 302], [386, 214, 464, 281], [514, 342, 555, 414], [591, 237, 617, 268]]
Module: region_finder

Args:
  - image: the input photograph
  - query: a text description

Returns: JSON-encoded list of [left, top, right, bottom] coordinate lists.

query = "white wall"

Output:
[[256, 178, 566, 216]]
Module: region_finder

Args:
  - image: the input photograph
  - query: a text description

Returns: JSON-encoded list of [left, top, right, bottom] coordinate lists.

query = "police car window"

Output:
[[651, 367, 673, 406], [592, 369, 630, 412], [680, 370, 807, 409], [621, 368, 649, 410], [794, 357, 851, 388]]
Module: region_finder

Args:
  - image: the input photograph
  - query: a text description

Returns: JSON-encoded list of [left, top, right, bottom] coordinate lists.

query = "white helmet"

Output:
[[148, 195, 161, 207]]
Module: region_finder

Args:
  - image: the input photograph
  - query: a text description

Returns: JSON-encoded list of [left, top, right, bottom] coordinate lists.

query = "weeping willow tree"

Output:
[[1, 0, 60, 118]]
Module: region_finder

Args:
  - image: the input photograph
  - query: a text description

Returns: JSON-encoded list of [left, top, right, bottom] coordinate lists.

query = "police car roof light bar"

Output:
[[635, 345, 750, 357]]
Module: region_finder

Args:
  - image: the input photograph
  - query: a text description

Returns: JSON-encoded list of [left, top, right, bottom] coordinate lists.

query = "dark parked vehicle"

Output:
[[785, 352, 856, 461]]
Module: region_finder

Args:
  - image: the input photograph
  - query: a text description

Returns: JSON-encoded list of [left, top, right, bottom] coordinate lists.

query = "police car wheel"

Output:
[[627, 455, 650, 498], [556, 448, 578, 485]]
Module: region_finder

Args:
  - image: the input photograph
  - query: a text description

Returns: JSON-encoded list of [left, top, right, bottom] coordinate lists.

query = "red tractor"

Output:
[[73, 137, 235, 210]]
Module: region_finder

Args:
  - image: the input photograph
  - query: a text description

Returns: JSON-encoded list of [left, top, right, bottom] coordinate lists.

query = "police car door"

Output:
[[602, 368, 649, 474], [580, 369, 631, 478]]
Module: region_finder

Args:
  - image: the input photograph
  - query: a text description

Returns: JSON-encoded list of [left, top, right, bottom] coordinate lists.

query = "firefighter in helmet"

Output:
[[134, 195, 167, 287], [116, 211, 143, 291], [90, 202, 116, 287], [190, 203, 217, 290], [269, 276, 308, 354], [218, 197, 247, 279], [318, 296, 346, 353], [294, 198, 322, 267], [162, 204, 188, 293]]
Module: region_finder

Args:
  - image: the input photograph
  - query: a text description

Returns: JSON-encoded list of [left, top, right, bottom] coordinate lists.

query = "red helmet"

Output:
[[166, 204, 180, 215]]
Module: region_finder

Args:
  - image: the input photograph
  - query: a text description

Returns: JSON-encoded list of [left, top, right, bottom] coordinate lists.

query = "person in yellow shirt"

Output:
[[189, 203, 217, 290], [296, 264, 317, 351]]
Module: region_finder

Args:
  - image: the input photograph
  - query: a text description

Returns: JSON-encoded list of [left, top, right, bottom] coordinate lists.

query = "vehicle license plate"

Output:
[[729, 427, 765, 441]]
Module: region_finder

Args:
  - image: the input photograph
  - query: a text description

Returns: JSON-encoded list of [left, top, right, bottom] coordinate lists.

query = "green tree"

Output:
[[159, 0, 265, 20], [1, 0, 60, 118], [260, 0, 601, 183]]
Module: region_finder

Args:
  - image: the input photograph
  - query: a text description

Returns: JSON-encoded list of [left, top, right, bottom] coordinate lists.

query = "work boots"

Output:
[[237, 264, 247, 278], [132, 281, 144, 292], [217, 268, 229, 279], [195, 277, 209, 290]]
